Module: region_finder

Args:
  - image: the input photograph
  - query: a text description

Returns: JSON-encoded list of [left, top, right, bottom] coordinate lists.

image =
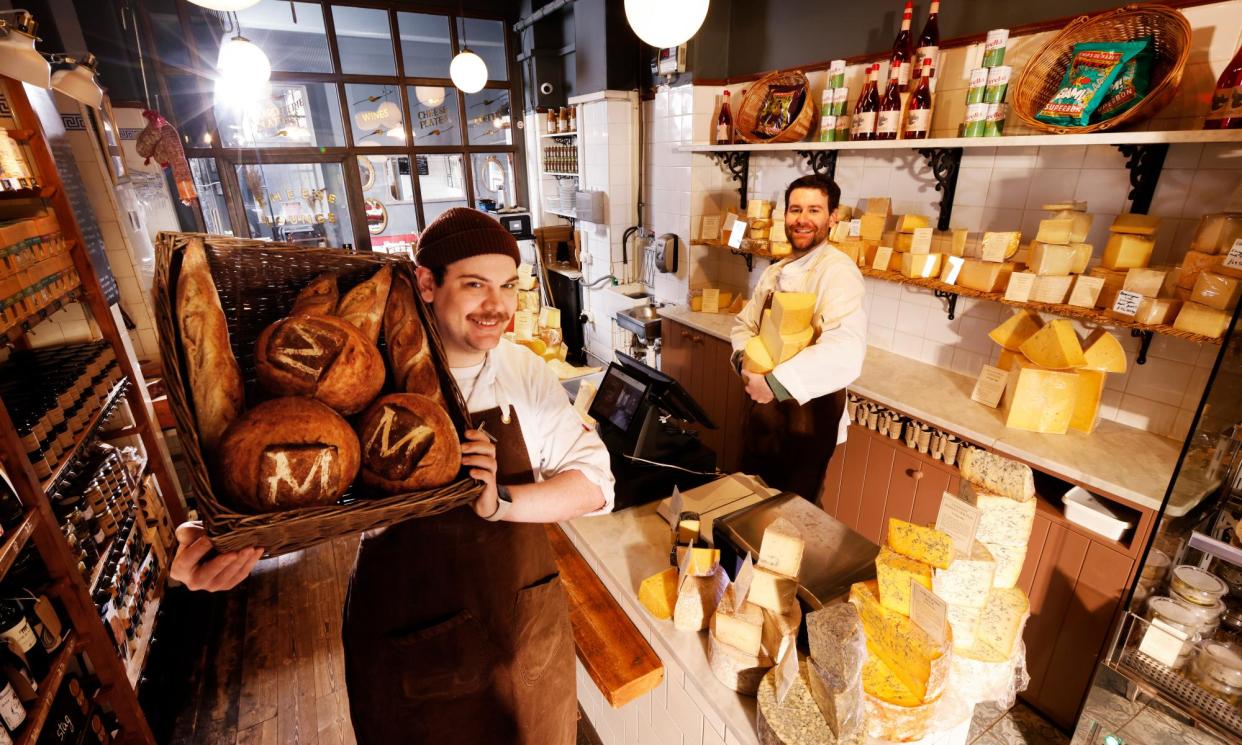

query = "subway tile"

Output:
[[1082, 145, 1123, 169], [1165, 143, 1205, 170], [868, 324, 895, 351], [893, 331, 923, 360], [921, 339, 955, 368], [1113, 394, 1177, 436], [1025, 168, 1082, 211], [1124, 357, 1194, 405], [1036, 145, 1086, 170], [664, 682, 704, 745], [1148, 168, 1194, 218], [869, 294, 900, 328], [993, 147, 1038, 169], [1185, 169, 1241, 214], [1075, 169, 1131, 215], [951, 347, 986, 377]]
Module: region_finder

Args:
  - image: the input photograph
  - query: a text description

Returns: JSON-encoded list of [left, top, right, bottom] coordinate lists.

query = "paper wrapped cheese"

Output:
[[850, 581, 951, 702], [756, 660, 838, 745], [949, 640, 1030, 709]]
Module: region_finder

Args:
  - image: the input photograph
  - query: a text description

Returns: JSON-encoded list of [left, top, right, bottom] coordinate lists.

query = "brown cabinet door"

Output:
[[834, 424, 873, 530], [721, 366, 748, 473], [820, 437, 849, 516]]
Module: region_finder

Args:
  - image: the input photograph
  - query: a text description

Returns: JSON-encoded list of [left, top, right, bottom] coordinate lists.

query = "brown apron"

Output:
[[738, 291, 847, 503], [343, 406, 576, 745]]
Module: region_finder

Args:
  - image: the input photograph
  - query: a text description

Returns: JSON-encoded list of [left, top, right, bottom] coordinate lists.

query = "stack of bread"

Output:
[[742, 292, 817, 375], [174, 238, 461, 516], [985, 310, 1126, 435]]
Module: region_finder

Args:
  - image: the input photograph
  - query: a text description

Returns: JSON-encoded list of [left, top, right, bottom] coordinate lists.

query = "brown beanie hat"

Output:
[[414, 207, 520, 270]]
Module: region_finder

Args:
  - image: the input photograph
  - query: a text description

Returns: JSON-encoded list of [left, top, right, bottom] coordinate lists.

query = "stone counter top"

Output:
[[658, 305, 736, 343]]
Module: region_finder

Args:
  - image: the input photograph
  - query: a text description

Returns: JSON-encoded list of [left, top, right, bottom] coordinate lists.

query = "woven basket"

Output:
[[736, 70, 814, 144], [153, 233, 481, 556], [1013, 4, 1191, 134]]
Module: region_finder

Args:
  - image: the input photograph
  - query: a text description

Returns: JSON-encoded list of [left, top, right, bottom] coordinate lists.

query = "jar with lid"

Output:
[[559, 107, 570, 132], [1145, 596, 1202, 669], [1191, 640, 1242, 705], [1170, 593, 1227, 637], [1170, 564, 1228, 606], [546, 109, 558, 135], [567, 105, 577, 133]]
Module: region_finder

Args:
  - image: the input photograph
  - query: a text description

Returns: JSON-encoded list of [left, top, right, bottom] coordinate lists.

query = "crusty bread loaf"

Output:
[[291, 272, 339, 316], [383, 270, 441, 399], [254, 314, 384, 415], [337, 264, 392, 343], [217, 397, 360, 512], [175, 237, 244, 453], [358, 393, 461, 492]]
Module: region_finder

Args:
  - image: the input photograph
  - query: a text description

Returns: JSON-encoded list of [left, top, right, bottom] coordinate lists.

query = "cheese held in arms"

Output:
[[743, 292, 818, 374]]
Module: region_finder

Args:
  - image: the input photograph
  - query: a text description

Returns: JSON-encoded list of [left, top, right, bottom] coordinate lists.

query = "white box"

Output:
[[1063, 486, 1135, 541]]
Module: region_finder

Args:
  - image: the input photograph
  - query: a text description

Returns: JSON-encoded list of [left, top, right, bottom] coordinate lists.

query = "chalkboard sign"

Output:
[[25, 87, 120, 305]]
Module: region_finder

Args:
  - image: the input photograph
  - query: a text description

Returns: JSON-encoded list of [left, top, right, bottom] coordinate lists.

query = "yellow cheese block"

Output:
[[897, 214, 930, 234], [900, 252, 942, 279], [1035, 218, 1073, 245], [861, 650, 921, 707], [717, 291, 735, 310], [749, 566, 799, 614], [770, 241, 792, 257], [949, 228, 969, 257], [887, 519, 954, 570], [639, 568, 679, 620], [988, 310, 1044, 351], [1174, 302, 1232, 339], [758, 517, 805, 578], [1081, 329, 1127, 373], [743, 336, 775, 374], [516, 337, 548, 356], [1069, 369, 1107, 434], [1069, 243, 1094, 274], [1050, 211, 1093, 244], [876, 547, 933, 616], [1134, 297, 1182, 325], [771, 292, 817, 334], [759, 310, 814, 365], [860, 213, 887, 242], [981, 231, 1022, 260], [1018, 319, 1085, 369], [1002, 359, 1078, 434], [850, 581, 950, 702], [713, 592, 766, 657], [958, 260, 1015, 292], [1179, 249, 1225, 290], [866, 197, 892, 216], [894, 232, 915, 252], [690, 296, 703, 312], [1102, 233, 1154, 270], [1028, 242, 1075, 275], [727, 293, 746, 313], [1190, 212, 1242, 255], [1031, 274, 1074, 304], [1111, 212, 1161, 236], [975, 588, 1030, 660], [674, 546, 721, 577], [1191, 272, 1242, 311], [1067, 275, 1104, 308], [997, 348, 1022, 371], [1122, 267, 1167, 298], [677, 518, 700, 543]]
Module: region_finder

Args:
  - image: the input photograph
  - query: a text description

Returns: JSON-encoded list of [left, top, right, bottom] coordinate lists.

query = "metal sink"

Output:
[[622, 290, 652, 300], [616, 303, 664, 341]]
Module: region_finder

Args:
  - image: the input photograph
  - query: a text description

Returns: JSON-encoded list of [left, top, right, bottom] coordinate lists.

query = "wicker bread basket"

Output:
[[1012, 4, 1191, 134], [153, 233, 481, 556], [736, 70, 815, 144]]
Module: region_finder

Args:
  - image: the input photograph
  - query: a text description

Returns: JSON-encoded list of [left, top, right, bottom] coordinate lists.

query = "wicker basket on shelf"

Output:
[[1012, 4, 1192, 134], [735, 70, 815, 144], [153, 233, 480, 557]]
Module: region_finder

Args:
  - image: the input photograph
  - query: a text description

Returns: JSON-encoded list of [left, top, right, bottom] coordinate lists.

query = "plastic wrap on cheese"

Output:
[[948, 640, 1030, 709]]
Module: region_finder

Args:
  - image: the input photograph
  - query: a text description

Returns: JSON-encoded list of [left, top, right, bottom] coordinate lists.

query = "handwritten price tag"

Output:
[[1225, 239, 1242, 271], [911, 227, 934, 254], [849, 219, 862, 238], [1112, 290, 1142, 317]]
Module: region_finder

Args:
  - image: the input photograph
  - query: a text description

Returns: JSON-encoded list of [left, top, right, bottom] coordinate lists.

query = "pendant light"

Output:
[[50, 54, 104, 108], [449, 13, 487, 94], [624, 0, 709, 48], [0, 11, 52, 89], [215, 19, 271, 107], [187, 0, 261, 10]]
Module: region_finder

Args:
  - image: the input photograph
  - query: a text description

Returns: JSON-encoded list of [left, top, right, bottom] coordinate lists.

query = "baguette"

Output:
[[291, 272, 339, 316], [176, 237, 244, 453], [337, 264, 392, 343], [383, 270, 441, 399]]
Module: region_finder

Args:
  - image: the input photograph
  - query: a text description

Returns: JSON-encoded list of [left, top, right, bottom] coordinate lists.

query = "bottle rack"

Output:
[[0, 75, 183, 745]]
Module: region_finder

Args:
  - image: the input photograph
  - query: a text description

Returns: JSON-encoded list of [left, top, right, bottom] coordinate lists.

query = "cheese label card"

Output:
[[970, 364, 1008, 408], [980, 233, 1011, 263], [849, 218, 862, 238], [911, 227, 934, 254], [733, 552, 756, 607], [513, 311, 537, 340], [1139, 618, 1192, 667], [1225, 239, 1242, 271], [1112, 290, 1142, 317], [910, 582, 948, 645], [774, 637, 799, 704], [936, 492, 980, 556], [943, 256, 965, 284], [727, 217, 748, 249], [701, 288, 721, 314], [669, 486, 684, 526], [701, 214, 723, 241], [1067, 275, 1104, 308], [518, 262, 533, 281], [1003, 272, 1036, 302], [677, 537, 695, 594], [872, 246, 894, 271]]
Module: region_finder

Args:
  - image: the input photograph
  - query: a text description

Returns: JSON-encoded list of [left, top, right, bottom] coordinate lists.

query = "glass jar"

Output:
[[1170, 565, 1228, 606], [1170, 593, 1227, 637], [1191, 640, 1242, 705], [1140, 549, 1171, 584]]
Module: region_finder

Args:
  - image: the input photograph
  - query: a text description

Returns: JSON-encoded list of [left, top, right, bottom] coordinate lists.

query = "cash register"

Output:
[[589, 352, 718, 510]]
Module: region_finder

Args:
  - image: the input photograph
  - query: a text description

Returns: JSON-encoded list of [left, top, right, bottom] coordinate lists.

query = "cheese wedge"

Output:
[[1069, 369, 1107, 434], [1018, 319, 1085, 369], [946, 603, 983, 650], [743, 336, 775, 374], [674, 546, 721, 577], [958, 260, 1015, 292], [894, 232, 915, 252], [707, 622, 772, 695], [957, 449, 1036, 502], [1190, 212, 1242, 254], [997, 348, 1022, 372], [983, 541, 1027, 589], [1028, 242, 1075, 275], [713, 587, 765, 656], [760, 602, 803, 660], [1069, 242, 1094, 273], [1067, 275, 1104, 307], [1191, 272, 1242, 311], [876, 547, 933, 616], [1111, 213, 1161, 236], [1180, 249, 1225, 290], [1081, 328, 1127, 373], [759, 309, 814, 364], [1050, 211, 1093, 244], [807, 657, 865, 739], [1134, 297, 1182, 325], [988, 310, 1044, 351], [901, 252, 942, 279], [805, 602, 867, 680], [1123, 267, 1167, 298], [962, 482, 1037, 548], [1102, 233, 1154, 270], [758, 517, 805, 578], [974, 587, 1031, 659], [849, 580, 950, 701], [1001, 358, 1078, 434], [863, 670, 940, 742], [933, 541, 996, 609], [887, 519, 954, 569], [1031, 274, 1074, 304], [861, 646, 921, 707], [677, 517, 700, 543], [674, 564, 730, 631], [860, 213, 887, 242], [981, 231, 1021, 260], [1035, 218, 1073, 245], [1174, 302, 1232, 338], [897, 214, 930, 233], [866, 197, 892, 216], [639, 568, 679, 620], [771, 292, 816, 333], [756, 662, 835, 745], [750, 566, 799, 614]]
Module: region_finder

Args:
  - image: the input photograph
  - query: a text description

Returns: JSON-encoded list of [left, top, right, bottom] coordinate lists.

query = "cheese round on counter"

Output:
[[948, 640, 1029, 708], [756, 660, 837, 745], [708, 620, 773, 695]]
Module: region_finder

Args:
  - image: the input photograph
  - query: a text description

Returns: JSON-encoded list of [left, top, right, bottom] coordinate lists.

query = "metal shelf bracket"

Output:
[[709, 151, 750, 210], [1131, 328, 1154, 365], [796, 150, 838, 180], [1115, 143, 1168, 215], [729, 247, 754, 272], [917, 147, 963, 231], [933, 289, 959, 321]]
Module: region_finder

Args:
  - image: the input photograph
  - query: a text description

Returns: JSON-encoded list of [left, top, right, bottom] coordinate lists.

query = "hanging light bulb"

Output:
[[0, 11, 51, 89], [215, 35, 271, 107], [414, 86, 446, 108], [50, 54, 104, 108], [187, 0, 261, 10], [450, 50, 487, 94], [624, 0, 709, 48]]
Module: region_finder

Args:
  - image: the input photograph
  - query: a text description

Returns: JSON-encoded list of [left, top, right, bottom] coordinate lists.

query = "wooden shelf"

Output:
[[88, 508, 138, 596], [2, 129, 34, 142], [40, 379, 129, 495], [0, 510, 38, 581], [0, 185, 54, 201], [125, 590, 163, 689], [682, 129, 1242, 153], [0, 284, 82, 347], [540, 130, 578, 138], [16, 633, 77, 745], [543, 171, 579, 177]]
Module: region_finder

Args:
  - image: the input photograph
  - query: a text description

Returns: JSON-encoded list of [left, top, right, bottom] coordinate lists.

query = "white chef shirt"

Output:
[[452, 339, 616, 515], [730, 240, 867, 444]]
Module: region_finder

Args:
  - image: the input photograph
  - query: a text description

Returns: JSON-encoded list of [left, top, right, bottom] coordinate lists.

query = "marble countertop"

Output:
[[658, 305, 737, 342], [562, 500, 761, 745]]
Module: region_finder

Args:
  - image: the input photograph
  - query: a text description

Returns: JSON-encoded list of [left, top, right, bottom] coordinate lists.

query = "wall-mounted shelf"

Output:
[[684, 129, 1242, 153], [545, 172, 580, 178], [0, 284, 82, 347], [541, 130, 578, 139]]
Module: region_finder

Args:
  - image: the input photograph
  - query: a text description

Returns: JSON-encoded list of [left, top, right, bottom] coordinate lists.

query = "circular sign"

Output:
[[357, 156, 376, 191], [364, 198, 388, 235]]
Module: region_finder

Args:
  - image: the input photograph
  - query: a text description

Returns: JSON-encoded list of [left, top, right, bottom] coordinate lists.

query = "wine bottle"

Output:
[[852, 65, 880, 141], [0, 674, 25, 733], [1204, 43, 1242, 130], [915, 0, 941, 83], [716, 90, 735, 144], [876, 68, 903, 141], [905, 59, 935, 139], [889, 1, 915, 93], [0, 600, 49, 680]]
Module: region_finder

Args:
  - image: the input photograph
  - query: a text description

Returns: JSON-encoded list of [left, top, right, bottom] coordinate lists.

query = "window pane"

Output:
[[462, 18, 507, 81], [407, 86, 460, 147], [345, 84, 406, 147], [464, 89, 512, 145], [332, 6, 396, 76], [471, 153, 516, 212], [358, 155, 420, 255], [164, 75, 215, 148], [397, 12, 452, 78], [234, 162, 354, 247], [189, 159, 233, 236], [214, 81, 345, 148], [147, 0, 190, 70], [233, 1, 333, 74], [418, 154, 468, 225]]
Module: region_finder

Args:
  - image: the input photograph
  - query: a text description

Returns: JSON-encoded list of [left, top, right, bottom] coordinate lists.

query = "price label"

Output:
[[1225, 239, 1242, 271], [727, 217, 748, 249], [970, 364, 1008, 408], [701, 288, 721, 314], [910, 583, 948, 645], [980, 233, 1012, 263], [872, 246, 894, 271], [942, 255, 965, 284], [849, 219, 862, 238], [700, 215, 722, 241], [911, 227, 934, 254], [669, 486, 684, 525], [1067, 275, 1104, 308], [935, 492, 980, 556], [1112, 290, 1143, 317], [1003, 271, 1036, 302], [733, 552, 756, 608], [677, 537, 695, 594], [514, 310, 537, 340], [774, 637, 799, 704], [1139, 617, 1193, 667]]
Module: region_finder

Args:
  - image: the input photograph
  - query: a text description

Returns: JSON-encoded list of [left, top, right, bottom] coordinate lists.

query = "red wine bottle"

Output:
[[915, 0, 941, 82], [905, 59, 935, 139], [1204, 43, 1242, 130], [716, 90, 734, 144], [890, 1, 915, 93], [852, 65, 880, 141], [876, 68, 903, 140]]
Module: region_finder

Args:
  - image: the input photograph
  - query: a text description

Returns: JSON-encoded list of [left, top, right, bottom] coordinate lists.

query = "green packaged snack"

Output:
[[1035, 40, 1148, 126], [1095, 37, 1153, 121]]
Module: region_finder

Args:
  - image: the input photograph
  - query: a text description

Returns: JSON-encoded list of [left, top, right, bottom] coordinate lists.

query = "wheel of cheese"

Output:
[[864, 689, 940, 743], [867, 693, 974, 745], [947, 641, 1028, 708], [707, 622, 772, 696], [756, 661, 837, 745]]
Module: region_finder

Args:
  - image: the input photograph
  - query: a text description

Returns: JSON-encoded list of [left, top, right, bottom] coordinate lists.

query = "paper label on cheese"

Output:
[[678, 537, 695, 593], [849, 219, 862, 238], [1003, 272, 1035, 302], [981, 233, 1014, 263], [943, 256, 965, 284], [1225, 239, 1242, 271], [1111, 290, 1142, 317], [514, 311, 537, 339], [734, 552, 756, 607], [936, 493, 980, 556], [911, 228, 934, 254], [910, 583, 948, 646], [702, 288, 721, 314], [873, 246, 894, 271], [774, 638, 798, 704], [728, 218, 748, 248], [1138, 618, 1192, 667], [971, 365, 1008, 408], [700, 215, 722, 241]]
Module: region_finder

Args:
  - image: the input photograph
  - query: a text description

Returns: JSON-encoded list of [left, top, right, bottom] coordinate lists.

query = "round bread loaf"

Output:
[[357, 393, 462, 492], [217, 397, 361, 512], [254, 314, 385, 415]]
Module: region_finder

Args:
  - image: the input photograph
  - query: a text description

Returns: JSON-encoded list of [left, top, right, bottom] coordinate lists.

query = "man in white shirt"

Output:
[[730, 175, 866, 502]]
